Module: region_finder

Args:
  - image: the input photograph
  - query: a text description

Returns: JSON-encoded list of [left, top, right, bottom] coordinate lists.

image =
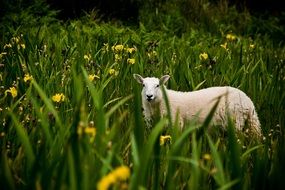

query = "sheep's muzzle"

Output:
[[146, 95, 154, 101]]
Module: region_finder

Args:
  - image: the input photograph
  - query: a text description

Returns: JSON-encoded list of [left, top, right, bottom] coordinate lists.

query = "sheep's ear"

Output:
[[133, 74, 144, 84], [160, 75, 170, 85]]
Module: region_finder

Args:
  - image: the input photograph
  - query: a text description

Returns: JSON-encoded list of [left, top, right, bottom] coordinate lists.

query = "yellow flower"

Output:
[[84, 127, 96, 137], [115, 54, 122, 62], [5, 87, 17, 98], [97, 166, 131, 190], [109, 68, 115, 75], [24, 74, 33, 82], [43, 44, 47, 52], [97, 174, 116, 190], [126, 47, 136, 54], [112, 44, 124, 52], [226, 33, 237, 41], [249, 44, 255, 49], [12, 36, 20, 43], [88, 74, 100, 81], [4, 43, 12, 49], [220, 42, 228, 50], [108, 68, 118, 76], [203, 153, 211, 161], [147, 50, 157, 58], [20, 44, 26, 49], [210, 167, 218, 175], [52, 93, 65, 102], [112, 166, 131, 181], [85, 126, 96, 143], [127, 58, 135, 65], [0, 52, 7, 58], [84, 54, 91, 61], [103, 43, 109, 51], [160, 135, 172, 146], [199, 52, 208, 61]]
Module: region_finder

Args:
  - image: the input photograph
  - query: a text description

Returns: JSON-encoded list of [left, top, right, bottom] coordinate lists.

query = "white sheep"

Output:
[[133, 74, 262, 137]]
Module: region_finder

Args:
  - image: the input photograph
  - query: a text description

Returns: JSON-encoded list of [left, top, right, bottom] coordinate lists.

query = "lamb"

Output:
[[133, 74, 262, 137]]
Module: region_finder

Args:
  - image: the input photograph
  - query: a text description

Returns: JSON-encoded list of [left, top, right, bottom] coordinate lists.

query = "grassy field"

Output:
[[0, 1, 285, 189]]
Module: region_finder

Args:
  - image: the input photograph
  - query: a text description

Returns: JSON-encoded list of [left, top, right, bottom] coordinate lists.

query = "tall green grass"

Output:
[[0, 2, 285, 190]]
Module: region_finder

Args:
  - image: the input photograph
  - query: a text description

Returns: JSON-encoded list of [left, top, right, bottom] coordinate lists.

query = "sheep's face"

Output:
[[133, 74, 170, 103], [142, 77, 161, 102]]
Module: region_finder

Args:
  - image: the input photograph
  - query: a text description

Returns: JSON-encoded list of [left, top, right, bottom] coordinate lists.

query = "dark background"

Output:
[[1, 0, 284, 22]]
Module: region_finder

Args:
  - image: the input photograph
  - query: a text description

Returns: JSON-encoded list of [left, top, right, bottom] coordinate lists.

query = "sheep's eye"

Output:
[[143, 84, 145, 87], [156, 84, 159, 88]]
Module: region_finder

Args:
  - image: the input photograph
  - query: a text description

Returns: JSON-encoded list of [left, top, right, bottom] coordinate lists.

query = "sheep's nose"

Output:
[[146, 95, 153, 100]]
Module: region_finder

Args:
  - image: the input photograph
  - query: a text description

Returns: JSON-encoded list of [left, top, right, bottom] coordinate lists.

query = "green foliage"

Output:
[[0, 1, 284, 190], [140, 0, 285, 44]]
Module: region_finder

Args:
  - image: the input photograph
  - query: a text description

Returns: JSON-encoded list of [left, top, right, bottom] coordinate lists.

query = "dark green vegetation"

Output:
[[0, 0, 284, 189]]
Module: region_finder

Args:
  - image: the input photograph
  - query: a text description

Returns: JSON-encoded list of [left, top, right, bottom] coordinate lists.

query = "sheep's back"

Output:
[[165, 86, 255, 123]]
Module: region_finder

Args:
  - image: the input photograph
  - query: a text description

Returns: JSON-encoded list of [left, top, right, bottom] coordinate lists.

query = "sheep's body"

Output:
[[134, 74, 262, 137]]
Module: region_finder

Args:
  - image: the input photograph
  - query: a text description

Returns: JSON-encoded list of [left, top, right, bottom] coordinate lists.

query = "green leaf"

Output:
[[207, 134, 227, 186], [9, 112, 35, 169]]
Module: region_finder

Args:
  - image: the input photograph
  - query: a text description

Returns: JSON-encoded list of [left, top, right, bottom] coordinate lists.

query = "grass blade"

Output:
[[9, 112, 35, 169], [206, 134, 227, 186]]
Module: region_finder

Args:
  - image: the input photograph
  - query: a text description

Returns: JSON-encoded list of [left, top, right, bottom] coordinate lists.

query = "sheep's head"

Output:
[[133, 74, 170, 103]]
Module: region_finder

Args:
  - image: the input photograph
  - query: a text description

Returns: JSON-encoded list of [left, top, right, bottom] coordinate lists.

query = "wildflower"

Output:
[[109, 69, 115, 75], [103, 43, 109, 52], [43, 44, 47, 52], [160, 135, 172, 146], [84, 127, 96, 137], [97, 165, 131, 190], [220, 42, 228, 50], [147, 50, 157, 59], [0, 132, 5, 137], [203, 153, 211, 161], [108, 69, 118, 76], [20, 44, 26, 49], [12, 36, 20, 43], [226, 33, 237, 41], [210, 167, 218, 175], [24, 74, 33, 82], [4, 44, 12, 49], [194, 64, 202, 70], [0, 52, 7, 58], [84, 54, 91, 61], [97, 174, 116, 190], [115, 54, 122, 62], [171, 52, 177, 63], [126, 47, 136, 54], [5, 87, 17, 98], [112, 44, 124, 52], [52, 93, 65, 103], [249, 44, 255, 49], [85, 126, 96, 143], [112, 166, 130, 180], [88, 74, 100, 81], [127, 58, 135, 65], [199, 52, 208, 61]]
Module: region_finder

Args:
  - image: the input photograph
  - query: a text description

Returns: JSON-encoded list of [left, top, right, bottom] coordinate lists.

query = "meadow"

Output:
[[0, 1, 285, 189]]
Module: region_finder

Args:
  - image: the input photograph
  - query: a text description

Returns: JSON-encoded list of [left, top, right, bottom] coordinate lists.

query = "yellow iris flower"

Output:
[[52, 93, 65, 102], [5, 87, 17, 98]]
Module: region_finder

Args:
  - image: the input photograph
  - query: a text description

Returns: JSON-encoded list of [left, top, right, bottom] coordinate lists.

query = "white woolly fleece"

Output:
[[134, 74, 262, 137]]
